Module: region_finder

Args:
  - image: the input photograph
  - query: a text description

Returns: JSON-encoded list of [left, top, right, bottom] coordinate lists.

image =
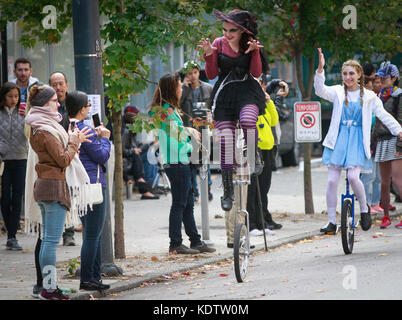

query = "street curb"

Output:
[[70, 230, 322, 300], [70, 209, 402, 300]]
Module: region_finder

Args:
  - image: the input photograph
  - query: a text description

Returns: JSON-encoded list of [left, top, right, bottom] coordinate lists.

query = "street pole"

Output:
[[71, 0, 122, 276]]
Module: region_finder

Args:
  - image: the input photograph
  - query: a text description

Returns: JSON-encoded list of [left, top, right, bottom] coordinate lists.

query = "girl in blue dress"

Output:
[[314, 48, 402, 234]]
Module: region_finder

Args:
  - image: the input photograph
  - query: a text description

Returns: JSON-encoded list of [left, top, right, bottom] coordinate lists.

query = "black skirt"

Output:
[[211, 53, 266, 121]]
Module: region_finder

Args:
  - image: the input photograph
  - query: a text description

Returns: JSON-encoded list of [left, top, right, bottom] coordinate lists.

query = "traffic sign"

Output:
[[294, 101, 322, 143]]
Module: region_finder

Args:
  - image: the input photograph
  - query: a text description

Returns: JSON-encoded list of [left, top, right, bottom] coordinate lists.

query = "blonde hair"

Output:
[[342, 60, 364, 106]]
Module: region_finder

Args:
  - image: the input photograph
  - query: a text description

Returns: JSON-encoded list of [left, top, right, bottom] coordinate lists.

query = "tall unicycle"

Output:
[[233, 129, 251, 283], [341, 171, 356, 254]]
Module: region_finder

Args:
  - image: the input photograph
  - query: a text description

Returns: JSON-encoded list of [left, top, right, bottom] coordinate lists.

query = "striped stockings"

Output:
[[215, 104, 259, 171]]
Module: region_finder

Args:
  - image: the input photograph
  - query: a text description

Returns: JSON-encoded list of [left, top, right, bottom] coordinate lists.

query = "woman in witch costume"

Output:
[[199, 9, 268, 211]]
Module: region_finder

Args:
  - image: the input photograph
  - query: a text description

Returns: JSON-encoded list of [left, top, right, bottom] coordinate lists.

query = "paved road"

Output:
[[102, 225, 402, 300]]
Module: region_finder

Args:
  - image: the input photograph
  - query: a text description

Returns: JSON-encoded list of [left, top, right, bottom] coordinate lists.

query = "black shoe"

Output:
[[80, 280, 110, 291], [91, 279, 110, 290], [227, 243, 254, 249], [221, 170, 234, 211], [190, 241, 216, 253], [266, 222, 282, 230], [169, 244, 200, 254], [320, 222, 338, 235], [140, 194, 159, 200], [360, 205, 372, 231], [6, 238, 23, 251]]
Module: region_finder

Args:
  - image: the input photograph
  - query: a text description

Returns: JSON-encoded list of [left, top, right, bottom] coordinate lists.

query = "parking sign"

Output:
[[294, 101, 321, 143]]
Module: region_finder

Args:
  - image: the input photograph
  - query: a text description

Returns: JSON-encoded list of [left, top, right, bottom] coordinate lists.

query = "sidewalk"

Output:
[[1, 165, 401, 300]]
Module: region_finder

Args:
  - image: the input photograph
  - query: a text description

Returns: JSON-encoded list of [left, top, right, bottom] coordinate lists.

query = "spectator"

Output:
[[372, 62, 402, 228], [65, 90, 112, 291], [49, 71, 76, 246], [0, 82, 27, 250], [179, 60, 214, 202], [247, 76, 287, 236], [360, 63, 383, 214], [152, 72, 215, 254], [25, 85, 93, 300], [11, 57, 42, 117], [122, 106, 159, 200]]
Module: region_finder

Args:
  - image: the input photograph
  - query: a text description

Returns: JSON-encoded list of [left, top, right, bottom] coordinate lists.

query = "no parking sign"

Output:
[[294, 101, 322, 143]]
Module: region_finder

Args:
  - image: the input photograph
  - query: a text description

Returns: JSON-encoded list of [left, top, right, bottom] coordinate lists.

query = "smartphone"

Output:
[[70, 121, 76, 131], [92, 113, 101, 128]]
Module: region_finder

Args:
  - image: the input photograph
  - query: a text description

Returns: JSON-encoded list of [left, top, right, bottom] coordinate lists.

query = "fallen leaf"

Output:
[[281, 279, 289, 282], [151, 256, 160, 262], [379, 253, 388, 256], [219, 273, 229, 277], [316, 289, 325, 293]]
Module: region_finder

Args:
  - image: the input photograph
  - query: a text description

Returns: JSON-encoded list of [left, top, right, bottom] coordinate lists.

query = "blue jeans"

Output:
[[80, 187, 107, 282], [165, 164, 201, 249], [141, 152, 158, 185], [1, 159, 27, 239], [361, 160, 381, 205], [38, 201, 67, 290]]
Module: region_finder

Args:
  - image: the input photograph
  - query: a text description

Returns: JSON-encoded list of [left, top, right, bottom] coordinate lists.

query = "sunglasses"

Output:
[[222, 27, 240, 33]]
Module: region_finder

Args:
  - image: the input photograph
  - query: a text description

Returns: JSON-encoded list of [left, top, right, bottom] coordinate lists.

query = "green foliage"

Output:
[[67, 258, 80, 276], [0, 1, 72, 48], [100, 0, 214, 113]]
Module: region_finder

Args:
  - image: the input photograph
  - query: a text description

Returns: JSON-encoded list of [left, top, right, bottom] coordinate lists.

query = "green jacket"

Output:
[[158, 103, 193, 164]]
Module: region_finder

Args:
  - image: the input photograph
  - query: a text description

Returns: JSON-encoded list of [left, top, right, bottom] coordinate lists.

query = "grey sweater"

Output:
[[0, 107, 28, 161]]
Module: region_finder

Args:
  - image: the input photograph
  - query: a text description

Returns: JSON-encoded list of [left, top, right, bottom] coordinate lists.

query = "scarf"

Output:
[[24, 106, 93, 235], [380, 86, 397, 103]]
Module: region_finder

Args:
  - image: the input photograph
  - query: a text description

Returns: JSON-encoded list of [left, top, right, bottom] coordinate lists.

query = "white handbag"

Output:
[[90, 165, 103, 205]]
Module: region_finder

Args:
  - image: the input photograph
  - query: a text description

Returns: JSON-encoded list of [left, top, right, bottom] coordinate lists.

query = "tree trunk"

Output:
[[111, 107, 125, 259], [295, 52, 315, 214]]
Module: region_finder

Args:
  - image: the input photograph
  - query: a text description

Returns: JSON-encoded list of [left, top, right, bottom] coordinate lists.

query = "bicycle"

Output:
[[340, 170, 358, 254]]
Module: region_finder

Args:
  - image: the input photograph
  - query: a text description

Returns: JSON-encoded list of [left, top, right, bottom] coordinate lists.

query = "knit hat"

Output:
[[65, 90, 88, 117], [124, 105, 139, 114], [30, 85, 56, 107], [376, 61, 399, 78]]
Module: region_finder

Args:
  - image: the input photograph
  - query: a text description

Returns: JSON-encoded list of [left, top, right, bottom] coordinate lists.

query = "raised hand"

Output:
[[317, 48, 325, 73], [244, 39, 264, 54], [277, 81, 289, 97], [197, 38, 217, 56], [76, 126, 93, 143]]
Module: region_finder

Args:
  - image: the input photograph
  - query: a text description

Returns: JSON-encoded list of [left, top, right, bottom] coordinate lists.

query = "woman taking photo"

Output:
[[25, 85, 93, 300], [65, 90, 111, 291], [153, 72, 215, 254], [199, 9, 268, 212]]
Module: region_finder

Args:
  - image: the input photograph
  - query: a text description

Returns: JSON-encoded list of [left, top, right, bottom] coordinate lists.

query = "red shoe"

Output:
[[380, 204, 396, 211], [39, 288, 70, 300], [395, 221, 402, 229], [380, 216, 392, 229]]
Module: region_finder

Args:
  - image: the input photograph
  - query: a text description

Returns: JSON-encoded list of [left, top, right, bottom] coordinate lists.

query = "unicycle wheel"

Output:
[[341, 198, 354, 254], [234, 223, 249, 282]]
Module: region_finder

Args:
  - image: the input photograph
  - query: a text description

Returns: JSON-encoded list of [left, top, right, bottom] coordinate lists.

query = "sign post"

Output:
[[294, 101, 322, 143]]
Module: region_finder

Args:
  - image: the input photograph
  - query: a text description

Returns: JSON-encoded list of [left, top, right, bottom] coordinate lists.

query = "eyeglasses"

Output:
[[223, 27, 240, 33]]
